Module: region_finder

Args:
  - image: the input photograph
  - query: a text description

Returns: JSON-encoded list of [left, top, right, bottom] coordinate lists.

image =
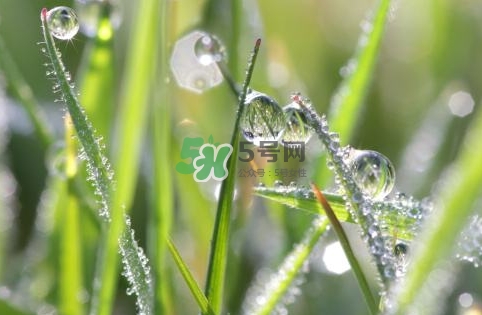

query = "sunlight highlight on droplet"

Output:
[[322, 241, 351, 274], [459, 292, 474, 308]]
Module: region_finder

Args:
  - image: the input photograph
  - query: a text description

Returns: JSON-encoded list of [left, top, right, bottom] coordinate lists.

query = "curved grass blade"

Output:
[[40, 9, 153, 315], [312, 184, 377, 315], [254, 186, 424, 242], [316, 0, 392, 184], [328, 0, 392, 143], [242, 217, 329, 315], [391, 104, 482, 315], [0, 35, 53, 148], [204, 39, 262, 315], [167, 238, 215, 315]]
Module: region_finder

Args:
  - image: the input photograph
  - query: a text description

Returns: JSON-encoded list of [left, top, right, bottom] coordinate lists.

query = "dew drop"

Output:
[[240, 91, 286, 146], [348, 149, 395, 200], [194, 33, 226, 66], [46, 6, 80, 40], [281, 102, 313, 146]]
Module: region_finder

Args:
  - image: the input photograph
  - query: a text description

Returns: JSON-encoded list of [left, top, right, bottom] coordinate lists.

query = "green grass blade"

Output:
[[392, 104, 482, 315], [243, 217, 329, 315], [204, 39, 261, 314], [312, 184, 377, 315], [254, 186, 421, 241], [328, 0, 392, 143], [0, 35, 53, 148], [316, 0, 392, 185], [93, 0, 162, 312], [167, 238, 215, 315], [40, 9, 153, 315], [59, 115, 84, 315], [149, 0, 174, 313], [77, 6, 116, 141]]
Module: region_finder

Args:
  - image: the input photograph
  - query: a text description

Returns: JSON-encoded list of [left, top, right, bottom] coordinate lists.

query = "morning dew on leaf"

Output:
[[281, 93, 314, 146], [46, 6, 80, 40], [239, 90, 286, 146], [194, 33, 226, 66]]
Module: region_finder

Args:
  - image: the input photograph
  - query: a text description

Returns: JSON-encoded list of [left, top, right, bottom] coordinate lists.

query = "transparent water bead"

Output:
[[281, 101, 313, 146], [46, 6, 80, 40], [170, 30, 224, 94], [240, 91, 286, 146], [348, 149, 395, 200], [74, 0, 122, 38], [194, 33, 226, 66]]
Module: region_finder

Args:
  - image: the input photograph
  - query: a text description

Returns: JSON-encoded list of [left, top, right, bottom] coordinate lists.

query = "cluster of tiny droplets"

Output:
[[292, 92, 397, 284], [457, 214, 482, 267], [119, 215, 153, 315]]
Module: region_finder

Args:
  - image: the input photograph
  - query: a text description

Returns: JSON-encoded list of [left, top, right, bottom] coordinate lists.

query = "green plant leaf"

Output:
[[204, 39, 261, 315], [316, 0, 392, 185], [312, 184, 377, 315], [243, 217, 329, 315], [254, 186, 422, 242], [40, 9, 153, 315], [392, 100, 482, 315], [167, 238, 215, 315]]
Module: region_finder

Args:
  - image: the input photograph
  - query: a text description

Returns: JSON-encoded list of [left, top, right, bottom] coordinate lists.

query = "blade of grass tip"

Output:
[[59, 114, 84, 315], [315, 0, 392, 184], [149, 0, 174, 314], [40, 9, 153, 315], [167, 238, 215, 315], [311, 183, 378, 315], [0, 35, 53, 149], [392, 105, 482, 315], [204, 39, 261, 315], [243, 217, 329, 315], [77, 4, 116, 142]]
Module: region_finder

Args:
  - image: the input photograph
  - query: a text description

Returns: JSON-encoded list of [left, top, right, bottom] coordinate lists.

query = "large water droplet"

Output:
[[170, 30, 224, 94], [240, 91, 286, 146], [47, 6, 80, 40], [194, 33, 226, 66], [281, 102, 313, 146], [75, 0, 122, 38], [348, 149, 395, 200]]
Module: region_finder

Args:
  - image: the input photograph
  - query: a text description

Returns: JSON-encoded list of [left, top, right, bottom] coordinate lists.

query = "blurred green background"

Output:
[[0, 0, 481, 314]]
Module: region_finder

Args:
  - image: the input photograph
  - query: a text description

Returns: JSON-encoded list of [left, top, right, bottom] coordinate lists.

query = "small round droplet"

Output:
[[194, 34, 226, 66], [75, 0, 122, 38], [240, 91, 286, 146], [281, 102, 313, 146], [394, 242, 408, 257], [348, 149, 395, 200], [46, 6, 80, 40]]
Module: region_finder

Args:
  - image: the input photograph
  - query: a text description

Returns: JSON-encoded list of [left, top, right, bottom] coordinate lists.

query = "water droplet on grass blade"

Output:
[[194, 33, 226, 65], [348, 149, 395, 200], [46, 6, 80, 40], [240, 91, 286, 145], [281, 102, 313, 146]]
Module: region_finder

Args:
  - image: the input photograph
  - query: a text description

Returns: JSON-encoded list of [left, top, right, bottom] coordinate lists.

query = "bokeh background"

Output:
[[0, 0, 481, 314]]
